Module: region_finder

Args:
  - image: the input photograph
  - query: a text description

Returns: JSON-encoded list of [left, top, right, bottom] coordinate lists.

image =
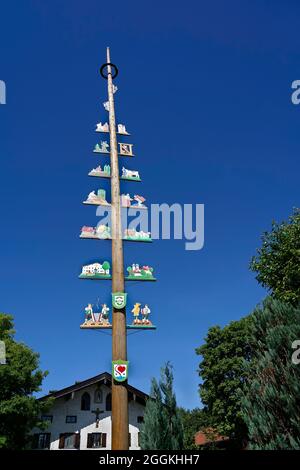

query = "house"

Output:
[[32, 372, 148, 450], [81, 263, 109, 276]]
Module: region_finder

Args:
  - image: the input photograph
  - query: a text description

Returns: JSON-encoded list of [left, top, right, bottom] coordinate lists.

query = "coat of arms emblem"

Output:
[[112, 292, 127, 309]]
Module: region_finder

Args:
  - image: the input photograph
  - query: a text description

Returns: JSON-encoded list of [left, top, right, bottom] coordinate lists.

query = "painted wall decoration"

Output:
[[89, 164, 111, 177], [94, 141, 110, 153], [84, 189, 110, 206], [112, 360, 129, 382], [96, 122, 109, 132], [112, 292, 127, 309], [126, 264, 156, 280], [123, 228, 151, 242], [79, 261, 111, 279], [103, 101, 110, 111], [81, 302, 111, 328], [80, 224, 111, 240], [121, 167, 140, 181], [131, 303, 152, 326], [118, 143, 134, 156]]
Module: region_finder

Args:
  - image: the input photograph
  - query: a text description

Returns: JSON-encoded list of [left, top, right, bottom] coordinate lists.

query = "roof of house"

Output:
[[39, 371, 149, 404], [195, 428, 229, 446]]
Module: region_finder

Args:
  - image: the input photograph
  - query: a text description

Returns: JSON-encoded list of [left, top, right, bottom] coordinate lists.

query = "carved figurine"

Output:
[[96, 122, 109, 132], [80, 225, 111, 239], [119, 143, 133, 155], [81, 226, 95, 238], [85, 303, 95, 323], [126, 264, 155, 280], [131, 303, 141, 324], [104, 164, 111, 175], [94, 141, 109, 153], [85, 189, 109, 205], [80, 261, 111, 279], [89, 164, 111, 177], [141, 304, 151, 324], [122, 167, 140, 180], [81, 301, 112, 328], [118, 124, 129, 135], [100, 304, 110, 323], [95, 224, 111, 239], [121, 193, 133, 207], [100, 141, 109, 152], [123, 228, 151, 241], [132, 195, 146, 207]]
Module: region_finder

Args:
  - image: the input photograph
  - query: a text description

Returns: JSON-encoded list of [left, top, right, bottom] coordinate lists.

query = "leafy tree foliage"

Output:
[[140, 362, 184, 450], [241, 297, 300, 449], [196, 316, 252, 441], [178, 407, 208, 449], [250, 208, 300, 304], [0, 314, 51, 449]]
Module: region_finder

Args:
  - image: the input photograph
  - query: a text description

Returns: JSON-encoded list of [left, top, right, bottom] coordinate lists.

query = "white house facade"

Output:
[[32, 372, 147, 450]]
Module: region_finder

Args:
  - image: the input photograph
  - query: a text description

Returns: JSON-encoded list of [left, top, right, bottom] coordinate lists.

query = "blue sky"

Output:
[[0, 0, 300, 409]]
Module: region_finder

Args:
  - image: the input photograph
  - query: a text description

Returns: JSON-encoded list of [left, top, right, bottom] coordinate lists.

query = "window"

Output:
[[32, 433, 51, 449], [81, 392, 91, 410], [87, 432, 107, 448], [66, 415, 77, 423], [59, 433, 80, 449], [41, 415, 53, 423], [137, 416, 144, 424], [105, 392, 112, 411], [94, 387, 103, 403]]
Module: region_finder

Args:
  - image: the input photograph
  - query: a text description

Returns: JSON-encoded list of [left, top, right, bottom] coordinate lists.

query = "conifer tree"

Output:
[[241, 297, 300, 449], [140, 362, 184, 450]]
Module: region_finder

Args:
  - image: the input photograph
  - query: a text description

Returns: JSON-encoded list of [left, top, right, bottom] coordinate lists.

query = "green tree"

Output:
[[0, 314, 51, 449], [250, 208, 300, 305], [241, 297, 300, 449], [102, 261, 110, 271], [140, 362, 184, 450], [178, 407, 208, 449], [196, 316, 252, 442]]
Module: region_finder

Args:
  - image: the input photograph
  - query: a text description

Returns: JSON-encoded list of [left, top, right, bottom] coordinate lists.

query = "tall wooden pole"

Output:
[[106, 47, 129, 450]]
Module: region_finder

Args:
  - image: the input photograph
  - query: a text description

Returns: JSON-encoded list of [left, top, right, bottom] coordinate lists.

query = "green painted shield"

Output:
[[112, 292, 127, 309], [112, 360, 129, 382]]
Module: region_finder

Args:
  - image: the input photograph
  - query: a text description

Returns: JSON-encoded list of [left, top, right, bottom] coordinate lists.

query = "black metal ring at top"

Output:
[[100, 62, 118, 80]]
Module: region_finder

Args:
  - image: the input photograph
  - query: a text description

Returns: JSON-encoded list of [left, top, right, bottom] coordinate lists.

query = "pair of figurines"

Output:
[[83, 303, 110, 326], [131, 303, 151, 325]]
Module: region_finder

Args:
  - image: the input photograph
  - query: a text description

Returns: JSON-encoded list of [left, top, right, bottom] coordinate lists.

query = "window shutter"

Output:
[[101, 433, 107, 448], [74, 433, 80, 449], [87, 433, 92, 448], [45, 433, 51, 449], [59, 434, 65, 449], [32, 433, 39, 449]]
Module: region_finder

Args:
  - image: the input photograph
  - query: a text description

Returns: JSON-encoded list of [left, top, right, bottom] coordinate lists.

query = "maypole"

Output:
[[79, 48, 156, 450], [106, 47, 128, 450]]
